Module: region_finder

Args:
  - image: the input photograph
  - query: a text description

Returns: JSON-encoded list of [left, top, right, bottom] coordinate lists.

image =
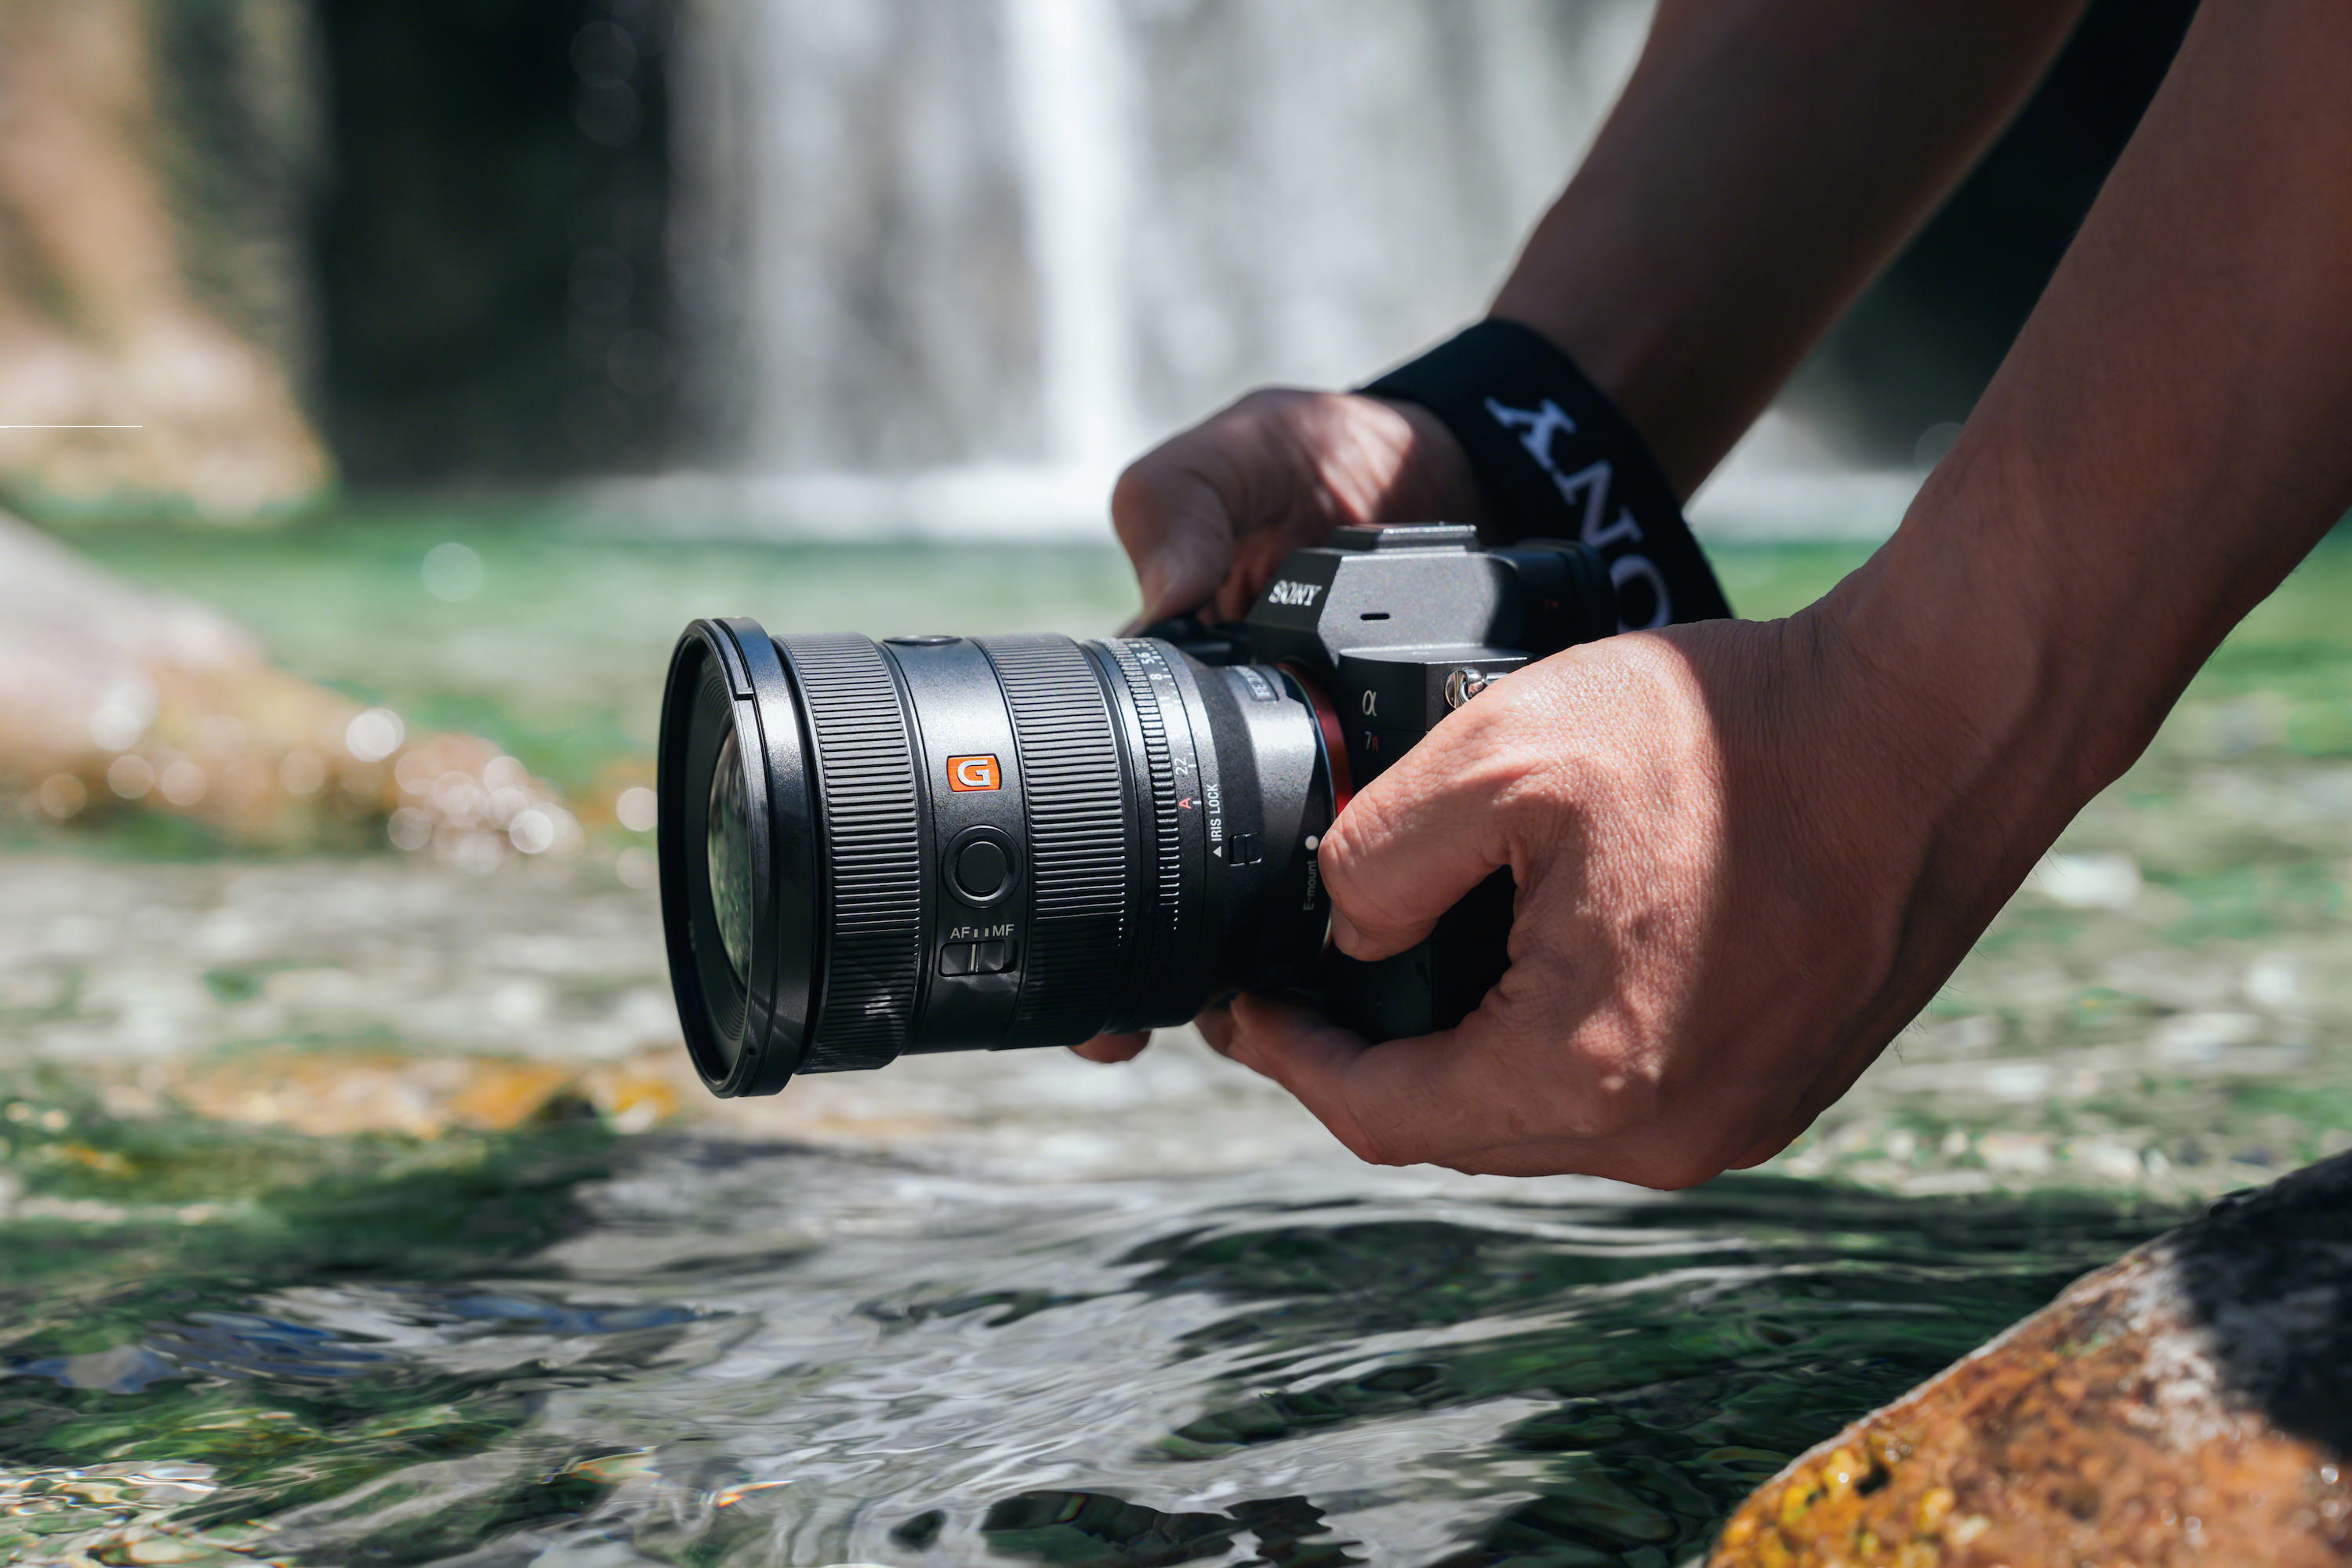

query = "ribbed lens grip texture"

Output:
[[978, 634, 1127, 1044], [782, 633, 920, 1071]]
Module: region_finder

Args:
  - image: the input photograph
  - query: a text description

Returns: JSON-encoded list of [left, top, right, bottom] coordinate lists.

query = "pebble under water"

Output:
[[0, 1124, 2178, 1567]]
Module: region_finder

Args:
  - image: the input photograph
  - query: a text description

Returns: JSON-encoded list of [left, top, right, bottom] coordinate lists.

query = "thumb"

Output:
[[1321, 717, 1517, 961]]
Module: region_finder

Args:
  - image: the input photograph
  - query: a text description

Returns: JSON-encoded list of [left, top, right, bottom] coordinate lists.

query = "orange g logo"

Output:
[[948, 755, 1000, 792]]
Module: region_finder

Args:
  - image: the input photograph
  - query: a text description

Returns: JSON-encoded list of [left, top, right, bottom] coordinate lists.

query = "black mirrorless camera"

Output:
[[657, 524, 1618, 1095]]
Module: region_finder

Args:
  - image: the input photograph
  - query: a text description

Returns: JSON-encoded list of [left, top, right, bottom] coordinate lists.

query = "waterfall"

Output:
[[646, 0, 1911, 542]]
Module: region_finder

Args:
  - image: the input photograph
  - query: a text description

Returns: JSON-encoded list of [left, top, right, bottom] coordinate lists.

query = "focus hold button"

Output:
[[956, 839, 1008, 898], [945, 827, 1016, 906]]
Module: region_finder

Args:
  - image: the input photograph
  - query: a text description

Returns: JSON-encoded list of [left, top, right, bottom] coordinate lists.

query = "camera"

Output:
[[657, 524, 1617, 1096]]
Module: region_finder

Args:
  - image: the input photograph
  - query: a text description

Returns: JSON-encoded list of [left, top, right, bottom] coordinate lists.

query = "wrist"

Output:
[[1357, 322, 1734, 626], [1804, 448, 2158, 891], [1485, 297, 1691, 493]]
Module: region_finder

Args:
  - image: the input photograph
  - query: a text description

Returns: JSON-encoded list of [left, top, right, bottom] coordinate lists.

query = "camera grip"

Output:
[[1321, 867, 1515, 1041]]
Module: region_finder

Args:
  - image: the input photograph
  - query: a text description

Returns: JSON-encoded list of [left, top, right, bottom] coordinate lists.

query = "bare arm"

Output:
[[1494, 0, 2090, 495], [1222, 0, 2352, 1183]]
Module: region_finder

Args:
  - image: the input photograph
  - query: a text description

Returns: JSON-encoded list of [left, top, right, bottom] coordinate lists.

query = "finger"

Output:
[[1215, 993, 1378, 1131], [1216, 993, 1586, 1173], [1223, 994, 1510, 1168], [1070, 1031, 1150, 1064], [1194, 996, 1237, 1055], [1221, 964, 1671, 1177], [1111, 456, 1235, 623], [1320, 711, 1524, 962]]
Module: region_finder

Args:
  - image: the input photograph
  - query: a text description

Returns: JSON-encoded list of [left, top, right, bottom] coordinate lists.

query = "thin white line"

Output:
[[0, 424, 144, 430]]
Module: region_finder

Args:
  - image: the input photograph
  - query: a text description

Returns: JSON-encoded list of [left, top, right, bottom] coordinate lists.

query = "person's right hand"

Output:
[[1110, 387, 1483, 626]]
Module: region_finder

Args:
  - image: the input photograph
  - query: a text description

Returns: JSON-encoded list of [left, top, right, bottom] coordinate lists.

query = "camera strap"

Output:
[[1359, 318, 1731, 629]]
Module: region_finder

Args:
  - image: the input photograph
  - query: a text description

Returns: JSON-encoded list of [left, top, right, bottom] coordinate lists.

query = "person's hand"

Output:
[[1076, 385, 1479, 1064], [1109, 387, 1481, 627], [1195, 587, 2067, 1189]]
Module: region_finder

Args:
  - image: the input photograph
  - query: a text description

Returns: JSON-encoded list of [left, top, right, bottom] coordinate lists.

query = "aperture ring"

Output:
[[779, 633, 921, 1071], [977, 634, 1127, 1046]]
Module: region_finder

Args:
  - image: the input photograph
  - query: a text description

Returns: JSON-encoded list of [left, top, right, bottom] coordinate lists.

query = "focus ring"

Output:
[[978, 634, 1126, 1044], [1106, 642, 1183, 994], [780, 633, 920, 1071]]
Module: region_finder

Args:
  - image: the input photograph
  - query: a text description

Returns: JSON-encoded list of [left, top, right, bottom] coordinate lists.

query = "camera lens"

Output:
[[657, 621, 1333, 1095]]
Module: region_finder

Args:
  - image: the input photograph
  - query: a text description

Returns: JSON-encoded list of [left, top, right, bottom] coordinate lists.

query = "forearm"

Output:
[[1830, 0, 2352, 934], [1492, 0, 2089, 497]]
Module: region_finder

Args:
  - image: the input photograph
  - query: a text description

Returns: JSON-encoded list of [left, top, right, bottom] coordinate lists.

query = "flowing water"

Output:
[[0, 1118, 2176, 1567], [9, 514, 2352, 1563]]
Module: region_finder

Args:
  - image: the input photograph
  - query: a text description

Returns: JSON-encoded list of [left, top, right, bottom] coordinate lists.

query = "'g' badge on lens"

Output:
[[948, 755, 1000, 792]]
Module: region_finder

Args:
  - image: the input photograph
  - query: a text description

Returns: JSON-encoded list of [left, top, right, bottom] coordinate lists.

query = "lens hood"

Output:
[[656, 617, 816, 1095]]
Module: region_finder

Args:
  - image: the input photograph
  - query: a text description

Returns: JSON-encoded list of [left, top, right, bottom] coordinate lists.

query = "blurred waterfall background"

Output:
[[626, 0, 2198, 541], [0, 0, 2200, 539], [647, 0, 1662, 537]]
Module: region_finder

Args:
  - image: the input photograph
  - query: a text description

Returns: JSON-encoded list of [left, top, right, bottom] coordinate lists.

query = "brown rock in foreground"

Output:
[[0, 508, 579, 862], [1710, 1151, 2352, 1566]]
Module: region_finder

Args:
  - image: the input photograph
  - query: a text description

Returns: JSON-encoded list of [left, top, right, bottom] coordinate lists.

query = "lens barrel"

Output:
[[658, 622, 1331, 1094]]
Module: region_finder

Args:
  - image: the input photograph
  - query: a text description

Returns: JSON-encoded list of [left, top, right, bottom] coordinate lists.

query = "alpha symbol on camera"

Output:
[[948, 755, 1001, 791]]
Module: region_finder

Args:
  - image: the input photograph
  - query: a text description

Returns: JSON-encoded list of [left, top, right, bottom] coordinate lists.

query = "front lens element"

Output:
[[705, 724, 757, 985]]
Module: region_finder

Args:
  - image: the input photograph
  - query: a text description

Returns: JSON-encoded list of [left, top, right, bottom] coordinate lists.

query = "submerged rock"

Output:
[[1709, 1150, 2352, 1565], [0, 509, 577, 858]]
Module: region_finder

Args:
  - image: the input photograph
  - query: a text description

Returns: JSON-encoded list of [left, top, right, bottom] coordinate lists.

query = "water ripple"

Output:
[[0, 1139, 2178, 1566]]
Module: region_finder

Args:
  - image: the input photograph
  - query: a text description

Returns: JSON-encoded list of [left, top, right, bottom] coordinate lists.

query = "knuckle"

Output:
[[1227, 384, 1308, 424], [1568, 1067, 1664, 1140], [1319, 801, 1385, 884]]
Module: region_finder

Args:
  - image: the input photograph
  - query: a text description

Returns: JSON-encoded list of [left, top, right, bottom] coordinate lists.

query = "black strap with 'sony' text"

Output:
[[1360, 318, 1732, 630]]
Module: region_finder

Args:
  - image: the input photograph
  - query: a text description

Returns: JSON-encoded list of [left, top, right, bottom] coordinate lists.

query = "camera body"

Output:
[[1146, 522, 1618, 1040]]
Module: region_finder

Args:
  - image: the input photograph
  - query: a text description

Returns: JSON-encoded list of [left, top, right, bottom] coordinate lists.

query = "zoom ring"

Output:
[[1106, 642, 1184, 1004], [781, 634, 921, 1072], [978, 635, 1127, 1045]]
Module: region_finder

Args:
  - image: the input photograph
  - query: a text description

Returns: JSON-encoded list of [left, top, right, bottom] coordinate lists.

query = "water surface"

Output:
[[7, 513, 2352, 1562], [0, 1120, 2180, 1567]]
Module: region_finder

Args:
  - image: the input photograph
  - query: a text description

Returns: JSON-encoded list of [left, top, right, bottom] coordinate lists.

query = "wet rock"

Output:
[[0, 509, 578, 857], [0, 0, 329, 517], [1708, 1150, 2352, 1566]]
